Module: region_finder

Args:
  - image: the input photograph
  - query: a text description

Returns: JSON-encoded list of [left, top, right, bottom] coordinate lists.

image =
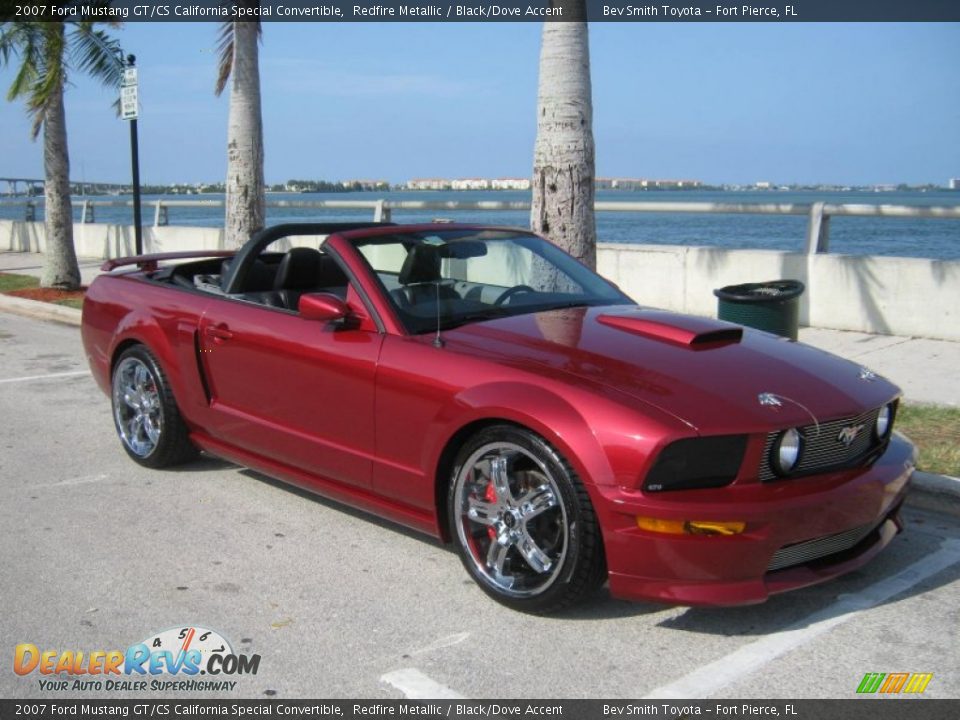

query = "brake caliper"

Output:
[[485, 482, 498, 541]]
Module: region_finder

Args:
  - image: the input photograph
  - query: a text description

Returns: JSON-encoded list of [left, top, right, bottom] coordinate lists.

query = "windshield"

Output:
[[354, 229, 632, 334]]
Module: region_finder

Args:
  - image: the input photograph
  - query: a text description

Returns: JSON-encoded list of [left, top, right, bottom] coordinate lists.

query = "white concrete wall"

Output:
[[1, 219, 225, 257], [3, 219, 958, 341], [598, 243, 960, 342], [0, 220, 331, 257]]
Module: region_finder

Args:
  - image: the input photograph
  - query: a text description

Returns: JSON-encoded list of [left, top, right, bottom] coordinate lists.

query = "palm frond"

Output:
[[214, 20, 233, 96], [25, 23, 65, 138], [6, 48, 37, 101], [3, 23, 40, 101], [69, 22, 123, 88], [0, 21, 38, 66]]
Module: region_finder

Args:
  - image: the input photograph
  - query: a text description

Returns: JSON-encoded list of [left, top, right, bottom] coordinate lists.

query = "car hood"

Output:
[[443, 305, 900, 433]]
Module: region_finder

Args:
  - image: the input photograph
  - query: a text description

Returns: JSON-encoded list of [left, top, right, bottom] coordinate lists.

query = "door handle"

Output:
[[204, 325, 234, 342]]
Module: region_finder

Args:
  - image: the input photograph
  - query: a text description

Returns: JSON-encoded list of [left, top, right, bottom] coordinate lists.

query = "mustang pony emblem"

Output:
[[837, 423, 866, 447]]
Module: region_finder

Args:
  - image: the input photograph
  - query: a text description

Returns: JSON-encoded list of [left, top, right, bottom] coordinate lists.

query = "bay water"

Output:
[[2, 189, 958, 260]]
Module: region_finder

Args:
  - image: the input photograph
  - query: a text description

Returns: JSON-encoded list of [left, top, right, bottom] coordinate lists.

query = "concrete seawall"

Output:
[[597, 243, 960, 342], [3, 219, 958, 341]]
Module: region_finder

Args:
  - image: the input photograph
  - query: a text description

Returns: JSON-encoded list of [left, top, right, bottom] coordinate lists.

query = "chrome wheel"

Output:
[[453, 441, 568, 598], [112, 356, 163, 458]]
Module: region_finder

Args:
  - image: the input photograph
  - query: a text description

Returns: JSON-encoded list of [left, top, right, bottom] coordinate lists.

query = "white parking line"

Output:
[[644, 537, 960, 699], [381, 668, 466, 699], [47, 473, 109, 488], [0, 370, 90, 385], [409, 632, 471, 656]]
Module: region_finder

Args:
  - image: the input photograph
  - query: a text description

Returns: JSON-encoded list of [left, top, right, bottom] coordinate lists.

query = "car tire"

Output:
[[448, 424, 606, 613], [111, 345, 197, 468]]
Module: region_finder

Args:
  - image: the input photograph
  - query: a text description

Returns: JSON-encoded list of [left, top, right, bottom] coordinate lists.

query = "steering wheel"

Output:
[[494, 284, 536, 306]]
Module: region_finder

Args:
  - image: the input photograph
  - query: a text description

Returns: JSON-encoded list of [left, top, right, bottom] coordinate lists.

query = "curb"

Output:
[[0, 293, 82, 327], [907, 471, 960, 518]]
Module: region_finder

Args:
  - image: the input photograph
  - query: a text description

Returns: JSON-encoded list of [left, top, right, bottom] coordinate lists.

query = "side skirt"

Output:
[[191, 431, 442, 539]]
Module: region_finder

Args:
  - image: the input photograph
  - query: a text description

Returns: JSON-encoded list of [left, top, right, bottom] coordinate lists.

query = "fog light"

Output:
[[637, 517, 746, 536], [875, 403, 892, 439], [772, 428, 802, 475]]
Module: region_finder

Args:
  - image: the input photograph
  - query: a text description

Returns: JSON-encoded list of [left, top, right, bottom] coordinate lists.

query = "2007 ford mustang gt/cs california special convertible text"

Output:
[[82, 223, 915, 612]]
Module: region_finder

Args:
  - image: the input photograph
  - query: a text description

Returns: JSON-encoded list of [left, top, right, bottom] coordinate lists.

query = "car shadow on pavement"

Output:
[[236, 467, 448, 550], [161, 453, 238, 473], [656, 543, 960, 637], [206, 460, 960, 628], [548, 592, 667, 620]]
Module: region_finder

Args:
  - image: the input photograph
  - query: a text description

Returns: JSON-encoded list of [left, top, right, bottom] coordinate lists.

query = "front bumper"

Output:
[[596, 433, 916, 606]]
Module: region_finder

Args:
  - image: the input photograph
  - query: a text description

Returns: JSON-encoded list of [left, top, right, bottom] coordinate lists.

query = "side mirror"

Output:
[[298, 293, 350, 322]]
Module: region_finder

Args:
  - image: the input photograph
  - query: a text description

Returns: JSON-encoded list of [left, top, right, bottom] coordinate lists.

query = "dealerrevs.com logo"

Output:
[[14, 626, 260, 692]]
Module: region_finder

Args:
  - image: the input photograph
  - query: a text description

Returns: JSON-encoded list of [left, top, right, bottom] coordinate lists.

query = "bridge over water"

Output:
[[0, 177, 130, 196]]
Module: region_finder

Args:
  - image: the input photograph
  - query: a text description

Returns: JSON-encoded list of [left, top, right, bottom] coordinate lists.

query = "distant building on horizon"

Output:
[[596, 177, 702, 190], [407, 176, 701, 191], [406, 178, 451, 191], [949, 178, 959, 190], [491, 177, 531, 190], [450, 178, 491, 191]]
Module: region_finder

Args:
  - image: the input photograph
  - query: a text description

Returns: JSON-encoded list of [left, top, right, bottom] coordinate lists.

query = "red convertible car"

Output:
[[81, 223, 915, 612]]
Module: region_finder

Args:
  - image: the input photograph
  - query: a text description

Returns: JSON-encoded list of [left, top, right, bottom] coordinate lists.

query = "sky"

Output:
[[1, 21, 958, 187]]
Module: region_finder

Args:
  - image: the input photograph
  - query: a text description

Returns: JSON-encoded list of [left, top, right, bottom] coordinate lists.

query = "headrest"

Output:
[[221, 257, 274, 293], [275, 247, 323, 290], [399, 244, 442, 286]]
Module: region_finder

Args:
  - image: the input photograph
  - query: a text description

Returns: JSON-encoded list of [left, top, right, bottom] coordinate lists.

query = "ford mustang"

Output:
[[81, 223, 915, 612]]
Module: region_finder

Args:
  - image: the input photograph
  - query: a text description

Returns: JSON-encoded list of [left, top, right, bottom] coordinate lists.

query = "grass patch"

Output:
[[54, 297, 84, 310], [0, 272, 40, 292], [1, 271, 85, 309], [897, 403, 960, 477]]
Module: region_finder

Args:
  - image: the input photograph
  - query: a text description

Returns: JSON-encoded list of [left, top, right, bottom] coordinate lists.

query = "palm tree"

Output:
[[530, 2, 597, 271], [0, 19, 122, 289], [215, 13, 265, 249]]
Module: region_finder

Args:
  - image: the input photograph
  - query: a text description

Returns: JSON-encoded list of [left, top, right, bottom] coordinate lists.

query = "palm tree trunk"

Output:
[[42, 81, 80, 290], [530, 8, 597, 271], [224, 21, 265, 249]]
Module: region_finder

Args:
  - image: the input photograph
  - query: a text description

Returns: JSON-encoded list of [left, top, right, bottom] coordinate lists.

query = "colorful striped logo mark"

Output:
[[857, 672, 933, 694]]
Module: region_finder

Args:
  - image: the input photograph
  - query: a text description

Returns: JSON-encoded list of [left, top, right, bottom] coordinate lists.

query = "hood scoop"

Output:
[[597, 310, 743, 349]]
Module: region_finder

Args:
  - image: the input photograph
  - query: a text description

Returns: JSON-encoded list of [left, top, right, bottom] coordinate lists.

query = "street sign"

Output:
[[122, 67, 138, 86], [120, 84, 138, 120]]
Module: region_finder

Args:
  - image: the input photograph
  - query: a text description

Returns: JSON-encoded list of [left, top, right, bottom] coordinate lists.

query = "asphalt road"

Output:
[[1, 312, 958, 701]]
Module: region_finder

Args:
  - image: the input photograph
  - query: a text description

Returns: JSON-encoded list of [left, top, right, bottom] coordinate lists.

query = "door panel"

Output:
[[198, 298, 382, 488]]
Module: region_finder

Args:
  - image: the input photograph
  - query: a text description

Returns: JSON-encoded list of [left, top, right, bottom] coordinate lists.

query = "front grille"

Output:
[[759, 406, 886, 482], [767, 520, 879, 572]]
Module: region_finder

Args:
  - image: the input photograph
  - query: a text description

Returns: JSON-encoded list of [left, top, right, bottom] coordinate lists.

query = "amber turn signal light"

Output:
[[637, 517, 746, 536]]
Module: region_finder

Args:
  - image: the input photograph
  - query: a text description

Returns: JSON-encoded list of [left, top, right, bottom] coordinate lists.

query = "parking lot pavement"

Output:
[[2, 313, 959, 700]]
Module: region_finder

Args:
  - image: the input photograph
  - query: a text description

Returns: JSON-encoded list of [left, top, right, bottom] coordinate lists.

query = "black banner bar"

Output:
[[1, 700, 959, 720], [4, 0, 960, 23]]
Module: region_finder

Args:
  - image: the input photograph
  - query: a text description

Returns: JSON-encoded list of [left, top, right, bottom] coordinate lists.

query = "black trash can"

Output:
[[714, 280, 805, 341]]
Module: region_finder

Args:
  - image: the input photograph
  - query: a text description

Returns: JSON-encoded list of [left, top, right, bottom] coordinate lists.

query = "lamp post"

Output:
[[121, 54, 143, 254]]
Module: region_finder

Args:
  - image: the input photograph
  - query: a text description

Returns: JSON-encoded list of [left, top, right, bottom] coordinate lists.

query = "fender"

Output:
[[106, 305, 211, 428], [424, 380, 688, 493], [429, 381, 613, 488]]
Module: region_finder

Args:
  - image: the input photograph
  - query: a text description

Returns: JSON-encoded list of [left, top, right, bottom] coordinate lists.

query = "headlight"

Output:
[[875, 403, 893, 439], [772, 428, 802, 475]]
